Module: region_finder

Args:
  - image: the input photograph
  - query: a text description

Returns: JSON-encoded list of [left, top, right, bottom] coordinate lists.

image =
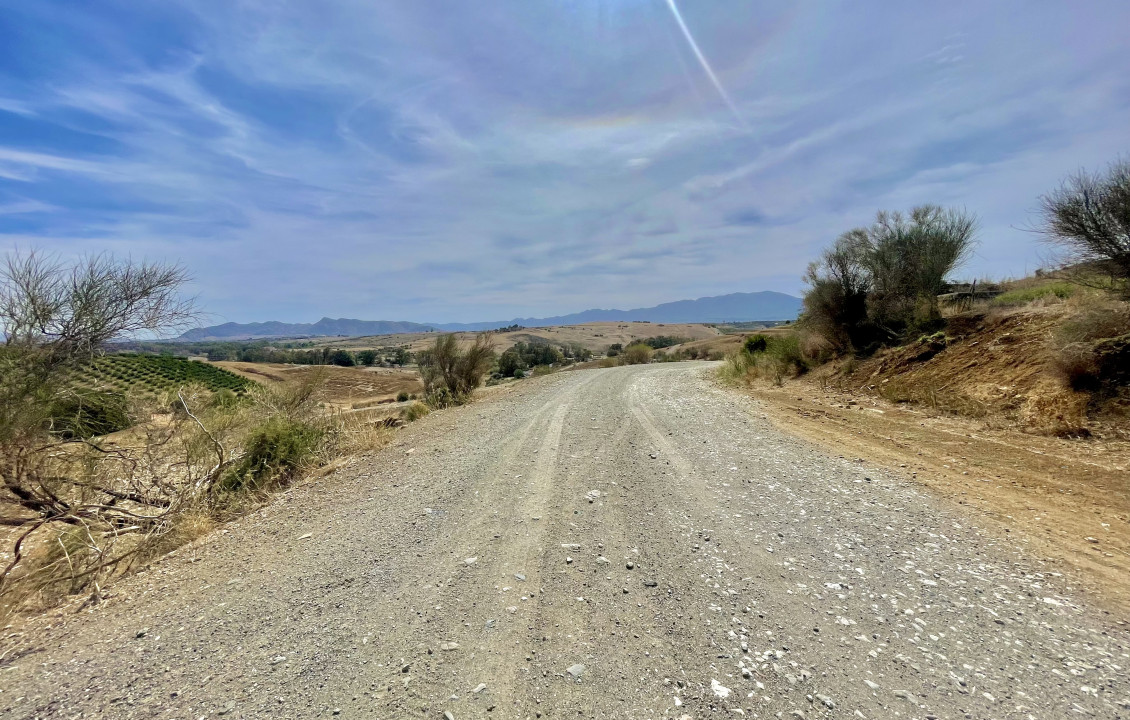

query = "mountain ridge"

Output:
[[176, 291, 801, 341]]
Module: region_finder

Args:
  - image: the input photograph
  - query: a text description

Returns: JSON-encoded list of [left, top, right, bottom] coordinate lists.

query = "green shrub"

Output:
[[744, 334, 769, 354], [418, 333, 496, 405], [48, 389, 132, 439], [220, 419, 322, 492], [328, 349, 355, 367], [620, 343, 652, 365], [642, 335, 688, 349], [401, 401, 430, 422], [531, 364, 555, 377], [396, 391, 409, 402]]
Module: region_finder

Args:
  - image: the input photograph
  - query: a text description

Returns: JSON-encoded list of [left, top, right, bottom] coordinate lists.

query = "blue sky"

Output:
[[1, 1, 1128, 324]]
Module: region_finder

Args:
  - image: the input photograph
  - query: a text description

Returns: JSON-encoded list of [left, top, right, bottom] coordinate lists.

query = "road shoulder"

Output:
[[727, 375, 1130, 614]]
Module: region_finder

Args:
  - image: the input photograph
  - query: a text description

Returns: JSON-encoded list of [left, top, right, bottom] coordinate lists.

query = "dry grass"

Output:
[[307, 322, 722, 355], [0, 372, 398, 620], [214, 362, 422, 410]]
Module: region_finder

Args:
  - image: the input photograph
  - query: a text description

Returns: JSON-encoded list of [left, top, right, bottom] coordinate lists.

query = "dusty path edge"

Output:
[[723, 372, 1130, 616]]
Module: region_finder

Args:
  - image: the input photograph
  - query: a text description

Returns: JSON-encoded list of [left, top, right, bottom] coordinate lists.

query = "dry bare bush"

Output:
[[1040, 158, 1130, 297], [0, 252, 354, 617]]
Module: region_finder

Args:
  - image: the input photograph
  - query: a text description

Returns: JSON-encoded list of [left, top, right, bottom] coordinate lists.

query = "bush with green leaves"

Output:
[[417, 333, 496, 405], [803, 205, 978, 353], [620, 343, 652, 365], [328, 349, 355, 367], [47, 388, 133, 439], [401, 401, 430, 422], [642, 335, 688, 349], [357, 349, 378, 366], [743, 335, 768, 354], [219, 419, 323, 493]]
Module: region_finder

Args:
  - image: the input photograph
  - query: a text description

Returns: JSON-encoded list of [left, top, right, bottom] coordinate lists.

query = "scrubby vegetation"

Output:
[[1040, 157, 1130, 297], [640, 335, 689, 349], [417, 333, 496, 407], [725, 162, 1130, 436], [721, 333, 815, 386], [495, 340, 593, 378], [0, 252, 391, 617], [802, 205, 978, 354], [619, 343, 653, 365]]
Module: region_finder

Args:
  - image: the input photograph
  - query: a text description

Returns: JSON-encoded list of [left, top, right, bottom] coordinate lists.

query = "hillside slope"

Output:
[[827, 306, 1126, 437]]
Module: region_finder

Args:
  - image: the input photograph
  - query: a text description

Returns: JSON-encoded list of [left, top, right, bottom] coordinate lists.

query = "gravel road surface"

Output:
[[4, 363, 1128, 719]]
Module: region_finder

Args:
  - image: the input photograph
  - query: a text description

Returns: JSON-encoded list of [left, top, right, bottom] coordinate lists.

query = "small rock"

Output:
[[567, 663, 585, 679], [472, 683, 487, 694], [643, 580, 658, 587], [816, 694, 835, 709], [515, 573, 526, 581], [864, 679, 880, 690], [566, 556, 574, 564], [464, 557, 477, 565], [270, 655, 287, 665], [135, 628, 149, 638], [711, 679, 731, 699], [444, 712, 455, 720], [439, 642, 460, 651]]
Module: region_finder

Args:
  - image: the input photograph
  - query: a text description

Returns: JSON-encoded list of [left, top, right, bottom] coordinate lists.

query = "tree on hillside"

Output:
[[1039, 158, 1130, 296], [391, 346, 411, 366], [802, 205, 978, 352], [357, 349, 377, 366]]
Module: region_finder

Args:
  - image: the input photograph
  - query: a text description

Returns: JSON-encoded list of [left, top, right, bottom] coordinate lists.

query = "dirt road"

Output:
[[4, 363, 1128, 719]]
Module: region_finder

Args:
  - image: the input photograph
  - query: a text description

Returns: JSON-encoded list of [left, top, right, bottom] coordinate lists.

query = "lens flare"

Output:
[[664, 0, 747, 129]]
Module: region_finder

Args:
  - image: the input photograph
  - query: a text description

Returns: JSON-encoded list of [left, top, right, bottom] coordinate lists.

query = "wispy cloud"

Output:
[[1, 1, 1128, 322]]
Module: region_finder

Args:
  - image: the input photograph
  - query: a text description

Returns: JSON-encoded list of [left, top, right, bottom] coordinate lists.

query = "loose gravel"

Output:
[[2, 363, 1127, 719]]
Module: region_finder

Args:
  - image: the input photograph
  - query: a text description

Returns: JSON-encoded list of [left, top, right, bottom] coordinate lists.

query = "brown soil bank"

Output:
[[824, 305, 1128, 438]]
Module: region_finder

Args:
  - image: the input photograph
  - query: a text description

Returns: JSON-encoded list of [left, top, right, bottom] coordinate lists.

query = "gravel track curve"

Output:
[[3, 362, 1127, 719]]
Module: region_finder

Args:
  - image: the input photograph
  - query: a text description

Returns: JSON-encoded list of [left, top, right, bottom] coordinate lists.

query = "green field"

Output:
[[80, 354, 253, 395]]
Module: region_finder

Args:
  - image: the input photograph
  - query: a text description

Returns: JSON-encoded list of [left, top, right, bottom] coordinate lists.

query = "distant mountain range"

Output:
[[176, 291, 802, 341]]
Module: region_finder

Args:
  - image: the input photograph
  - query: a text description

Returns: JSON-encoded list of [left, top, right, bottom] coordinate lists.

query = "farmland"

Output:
[[79, 354, 252, 396]]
